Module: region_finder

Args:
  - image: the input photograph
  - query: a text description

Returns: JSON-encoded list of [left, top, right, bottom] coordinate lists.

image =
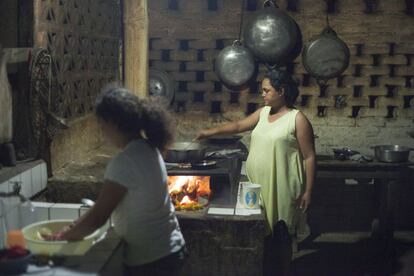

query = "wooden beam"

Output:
[[123, 0, 148, 97]]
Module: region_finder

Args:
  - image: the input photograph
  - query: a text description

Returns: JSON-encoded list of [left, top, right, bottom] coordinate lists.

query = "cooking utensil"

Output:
[[215, 40, 256, 90], [207, 135, 242, 145], [81, 198, 95, 207], [191, 160, 218, 170], [205, 149, 242, 159], [165, 142, 206, 163], [372, 145, 413, 163], [332, 147, 359, 160], [302, 16, 350, 81], [242, 0, 302, 66], [149, 68, 175, 104]]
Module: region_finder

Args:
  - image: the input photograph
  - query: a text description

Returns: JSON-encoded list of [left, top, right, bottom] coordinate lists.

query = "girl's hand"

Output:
[[41, 224, 74, 241], [298, 191, 311, 212], [41, 230, 66, 241]]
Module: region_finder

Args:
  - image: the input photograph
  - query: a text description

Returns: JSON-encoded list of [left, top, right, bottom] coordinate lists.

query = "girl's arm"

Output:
[[58, 180, 127, 241], [295, 111, 316, 212]]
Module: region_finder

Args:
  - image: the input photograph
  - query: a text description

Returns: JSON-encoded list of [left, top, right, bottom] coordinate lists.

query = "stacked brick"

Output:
[[148, 0, 414, 123]]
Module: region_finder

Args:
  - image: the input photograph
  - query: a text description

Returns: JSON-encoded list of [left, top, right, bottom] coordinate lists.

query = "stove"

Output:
[[167, 142, 247, 208]]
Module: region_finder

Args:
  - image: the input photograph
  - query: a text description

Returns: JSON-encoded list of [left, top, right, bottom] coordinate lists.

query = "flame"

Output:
[[180, 195, 193, 205], [168, 176, 211, 207]]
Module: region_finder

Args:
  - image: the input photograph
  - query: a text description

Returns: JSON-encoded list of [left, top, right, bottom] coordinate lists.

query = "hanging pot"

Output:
[[242, 0, 302, 66], [214, 40, 256, 90], [149, 68, 175, 104], [302, 26, 350, 81]]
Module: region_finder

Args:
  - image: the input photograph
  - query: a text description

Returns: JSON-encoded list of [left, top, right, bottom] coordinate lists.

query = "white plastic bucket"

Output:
[[240, 182, 261, 209]]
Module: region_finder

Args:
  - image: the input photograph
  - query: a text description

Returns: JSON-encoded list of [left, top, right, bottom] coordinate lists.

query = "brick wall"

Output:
[[148, 0, 414, 157]]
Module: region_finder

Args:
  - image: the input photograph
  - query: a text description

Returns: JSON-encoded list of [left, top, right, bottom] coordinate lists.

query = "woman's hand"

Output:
[[298, 191, 311, 212], [195, 129, 213, 140]]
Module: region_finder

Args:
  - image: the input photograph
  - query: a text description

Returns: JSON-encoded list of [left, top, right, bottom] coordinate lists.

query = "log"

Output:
[[0, 47, 13, 143], [123, 0, 148, 97]]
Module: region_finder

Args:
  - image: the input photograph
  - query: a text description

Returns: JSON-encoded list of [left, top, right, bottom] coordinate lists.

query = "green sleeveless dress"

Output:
[[246, 107, 305, 234]]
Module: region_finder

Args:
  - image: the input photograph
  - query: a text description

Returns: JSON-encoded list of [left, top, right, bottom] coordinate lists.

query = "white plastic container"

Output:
[[240, 182, 261, 209], [21, 219, 101, 256]]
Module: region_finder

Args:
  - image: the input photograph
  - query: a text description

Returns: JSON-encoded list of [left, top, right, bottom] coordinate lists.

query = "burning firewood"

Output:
[[168, 176, 211, 210]]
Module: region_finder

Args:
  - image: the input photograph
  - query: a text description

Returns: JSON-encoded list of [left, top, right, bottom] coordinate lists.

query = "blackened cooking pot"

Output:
[[242, 0, 302, 66], [302, 26, 350, 81], [214, 40, 256, 90], [372, 145, 413, 163], [165, 142, 206, 163]]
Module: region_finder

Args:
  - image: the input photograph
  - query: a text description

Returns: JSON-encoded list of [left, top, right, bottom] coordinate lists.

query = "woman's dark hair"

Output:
[[264, 69, 300, 108], [94, 85, 174, 151]]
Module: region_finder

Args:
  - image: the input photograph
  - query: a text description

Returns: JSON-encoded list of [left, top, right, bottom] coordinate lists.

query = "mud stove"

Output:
[[167, 152, 267, 276]]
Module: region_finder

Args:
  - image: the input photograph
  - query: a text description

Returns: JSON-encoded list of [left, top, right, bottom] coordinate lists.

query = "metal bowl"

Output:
[[372, 145, 413, 163], [165, 142, 206, 163]]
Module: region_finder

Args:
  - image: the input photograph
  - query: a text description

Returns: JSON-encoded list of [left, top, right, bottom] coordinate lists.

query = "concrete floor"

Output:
[[292, 231, 414, 276]]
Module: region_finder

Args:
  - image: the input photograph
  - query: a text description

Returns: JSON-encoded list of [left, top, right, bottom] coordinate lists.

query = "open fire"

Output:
[[168, 176, 211, 210]]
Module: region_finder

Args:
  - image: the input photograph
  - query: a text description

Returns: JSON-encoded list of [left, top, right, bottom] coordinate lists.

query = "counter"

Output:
[[23, 229, 123, 276], [316, 157, 413, 239], [23, 195, 266, 276]]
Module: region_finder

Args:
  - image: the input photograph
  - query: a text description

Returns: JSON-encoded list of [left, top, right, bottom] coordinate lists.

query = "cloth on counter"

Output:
[[207, 207, 235, 215], [350, 153, 373, 163], [240, 161, 247, 176]]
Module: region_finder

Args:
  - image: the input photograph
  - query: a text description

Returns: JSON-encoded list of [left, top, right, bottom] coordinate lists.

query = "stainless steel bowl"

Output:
[[373, 145, 413, 163]]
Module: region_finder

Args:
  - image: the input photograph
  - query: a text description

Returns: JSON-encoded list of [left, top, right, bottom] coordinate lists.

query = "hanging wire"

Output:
[[237, 0, 246, 41], [325, 9, 330, 26]]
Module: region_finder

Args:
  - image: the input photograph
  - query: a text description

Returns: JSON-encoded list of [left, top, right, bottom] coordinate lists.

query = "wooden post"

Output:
[[123, 0, 148, 97]]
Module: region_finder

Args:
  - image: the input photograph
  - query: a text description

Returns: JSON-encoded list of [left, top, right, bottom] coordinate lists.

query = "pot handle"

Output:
[[232, 40, 242, 47], [263, 0, 278, 8]]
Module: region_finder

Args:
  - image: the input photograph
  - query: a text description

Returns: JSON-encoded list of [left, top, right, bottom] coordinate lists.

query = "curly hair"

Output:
[[94, 85, 174, 151], [264, 69, 300, 108]]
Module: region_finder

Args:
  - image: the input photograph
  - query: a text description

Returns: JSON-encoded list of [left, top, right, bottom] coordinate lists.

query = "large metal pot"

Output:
[[165, 142, 206, 163], [214, 40, 256, 90], [242, 0, 302, 66], [372, 145, 413, 163], [302, 26, 350, 81]]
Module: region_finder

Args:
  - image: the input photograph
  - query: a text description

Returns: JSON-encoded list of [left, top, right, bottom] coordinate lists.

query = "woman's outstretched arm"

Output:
[[195, 107, 262, 140]]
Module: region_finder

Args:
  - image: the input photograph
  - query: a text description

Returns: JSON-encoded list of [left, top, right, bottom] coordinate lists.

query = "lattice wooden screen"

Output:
[[33, 0, 121, 119]]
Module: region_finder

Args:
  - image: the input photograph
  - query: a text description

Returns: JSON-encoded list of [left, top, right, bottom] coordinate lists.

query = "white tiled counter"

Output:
[[0, 160, 48, 247], [23, 228, 122, 276]]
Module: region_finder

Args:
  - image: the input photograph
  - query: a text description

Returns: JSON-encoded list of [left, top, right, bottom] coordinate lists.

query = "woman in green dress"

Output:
[[196, 69, 316, 275]]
